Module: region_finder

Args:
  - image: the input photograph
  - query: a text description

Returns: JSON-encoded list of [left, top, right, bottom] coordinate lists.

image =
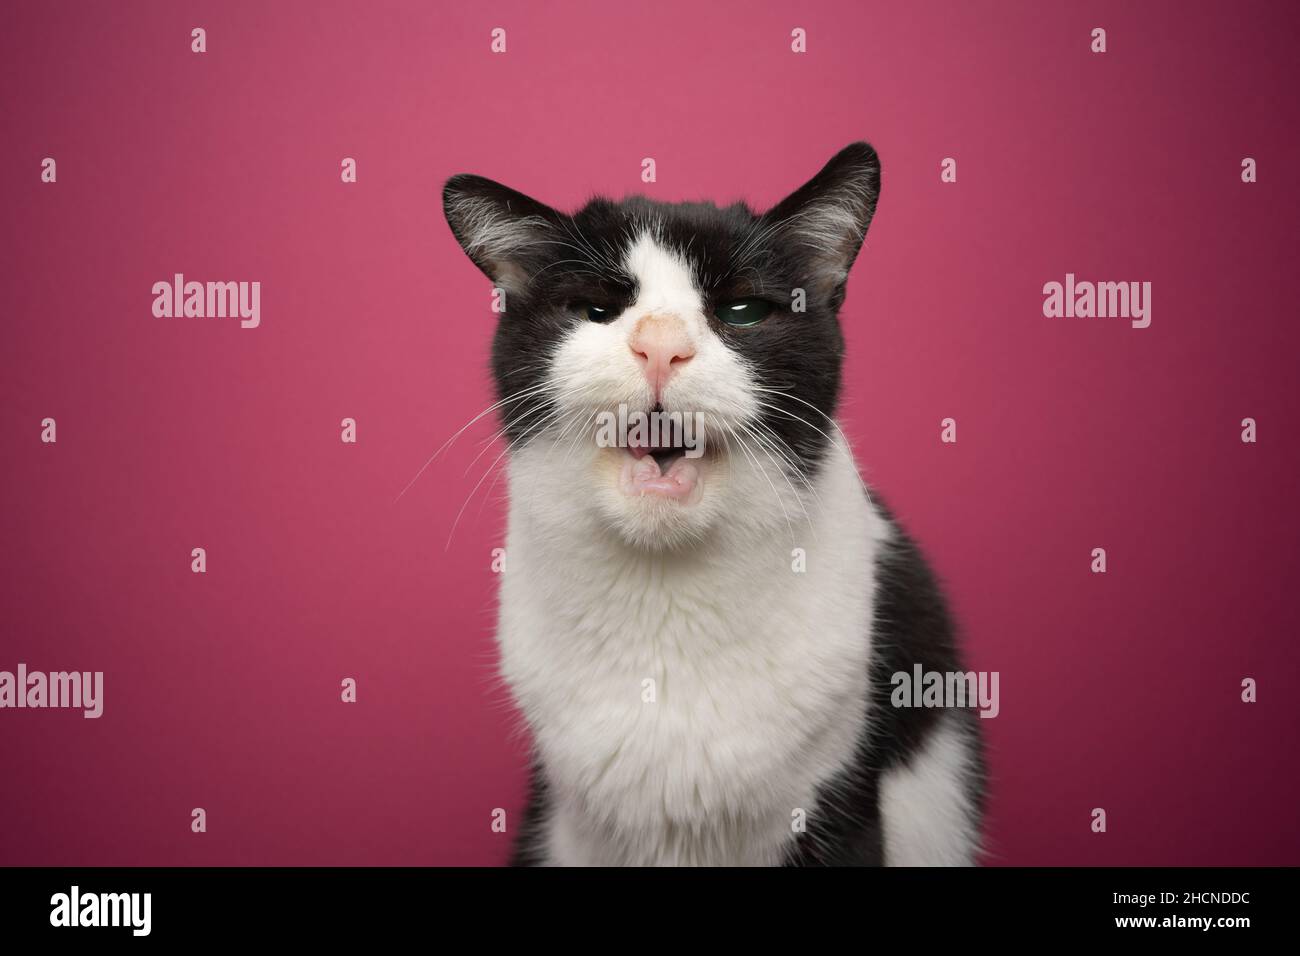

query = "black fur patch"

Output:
[[507, 763, 552, 867], [784, 501, 987, 866]]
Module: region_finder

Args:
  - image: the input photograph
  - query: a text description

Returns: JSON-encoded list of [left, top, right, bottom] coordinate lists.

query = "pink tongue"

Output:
[[620, 454, 701, 502]]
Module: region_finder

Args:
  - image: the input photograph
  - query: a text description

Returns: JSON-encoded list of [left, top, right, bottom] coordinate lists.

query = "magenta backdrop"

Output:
[[2, 0, 1298, 867]]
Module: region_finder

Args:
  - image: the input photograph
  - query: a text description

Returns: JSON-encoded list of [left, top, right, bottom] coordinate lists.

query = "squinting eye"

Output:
[[716, 298, 774, 327], [581, 304, 616, 323]]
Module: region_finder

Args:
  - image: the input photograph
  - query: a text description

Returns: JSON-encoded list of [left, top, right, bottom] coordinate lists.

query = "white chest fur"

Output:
[[496, 443, 889, 866]]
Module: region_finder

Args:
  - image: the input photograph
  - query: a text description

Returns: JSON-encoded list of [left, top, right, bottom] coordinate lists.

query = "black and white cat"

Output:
[[442, 143, 986, 866]]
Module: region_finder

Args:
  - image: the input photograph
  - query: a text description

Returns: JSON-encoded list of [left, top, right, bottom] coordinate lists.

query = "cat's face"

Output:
[[443, 144, 879, 550]]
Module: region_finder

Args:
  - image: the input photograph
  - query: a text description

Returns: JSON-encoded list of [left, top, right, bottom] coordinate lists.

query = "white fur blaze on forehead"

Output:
[[624, 233, 702, 316]]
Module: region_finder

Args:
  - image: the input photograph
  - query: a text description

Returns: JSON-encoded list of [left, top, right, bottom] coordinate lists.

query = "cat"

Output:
[[442, 143, 986, 866]]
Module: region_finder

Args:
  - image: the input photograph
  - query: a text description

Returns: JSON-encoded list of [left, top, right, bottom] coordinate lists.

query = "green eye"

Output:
[[716, 298, 774, 327]]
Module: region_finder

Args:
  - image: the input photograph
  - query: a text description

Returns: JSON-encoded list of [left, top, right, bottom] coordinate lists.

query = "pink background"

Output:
[[2, 0, 1297, 866]]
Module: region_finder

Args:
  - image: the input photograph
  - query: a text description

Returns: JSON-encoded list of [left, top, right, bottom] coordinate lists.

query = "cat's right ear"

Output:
[[442, 175, 565, 294]]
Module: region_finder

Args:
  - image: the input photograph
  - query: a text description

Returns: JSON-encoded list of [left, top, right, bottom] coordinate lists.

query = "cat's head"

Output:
[[443, 143, 879, 551]]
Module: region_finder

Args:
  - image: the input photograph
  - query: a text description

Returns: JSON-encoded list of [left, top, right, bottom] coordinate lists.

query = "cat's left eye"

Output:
[[715, 298, 774, 327], [579, 303, 616, 323]]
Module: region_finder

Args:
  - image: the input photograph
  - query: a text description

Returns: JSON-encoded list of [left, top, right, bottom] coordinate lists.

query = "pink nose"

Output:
[[630, 314, 695, 402]]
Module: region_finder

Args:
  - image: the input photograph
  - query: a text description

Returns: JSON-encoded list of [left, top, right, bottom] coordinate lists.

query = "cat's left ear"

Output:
[[764, 142, 881, 298], [442, 174, 567, 294]]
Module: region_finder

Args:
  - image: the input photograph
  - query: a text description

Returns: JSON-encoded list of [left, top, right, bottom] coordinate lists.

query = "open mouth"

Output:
[[617, 424, 706, 503]]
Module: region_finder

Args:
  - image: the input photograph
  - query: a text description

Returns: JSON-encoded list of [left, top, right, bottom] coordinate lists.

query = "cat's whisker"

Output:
[[738, 418, 825, 531], [737, 419, 813, 532], [473, 403, 577, 523], [739, 413, 812, 481], [467, 398, 566, 512], [529, 258, 607, 283], [749, 382, 858, 452], [480, 407, 592, 524], [394, 381, 553, 502], [520, 409, 600, 521], [461, 400, 554, 477], [710, 416, 740, 487], [721, 420, 795, 545], [756, 424, 824, 508], [444, 407, 564, 550], [748, 387, 874, 505], [552, 218, 624, 275]]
